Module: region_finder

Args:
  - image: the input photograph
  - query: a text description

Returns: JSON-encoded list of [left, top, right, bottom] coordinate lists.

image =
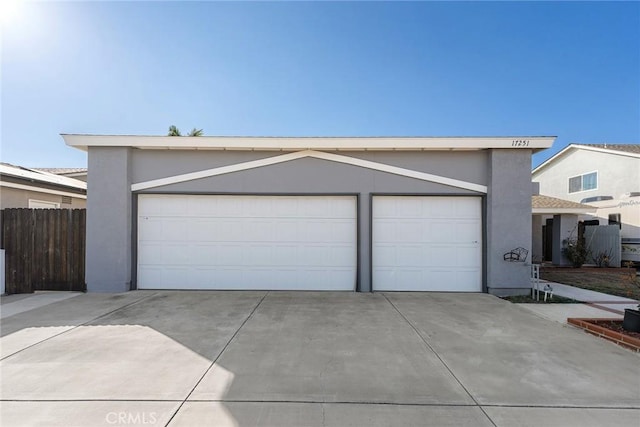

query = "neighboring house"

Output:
[[532, 143, 640, 264], [64, 134, 555, 295], [33, 167, 88, 182], [531, 193, 594, 265], [0, 163, 87, 209]]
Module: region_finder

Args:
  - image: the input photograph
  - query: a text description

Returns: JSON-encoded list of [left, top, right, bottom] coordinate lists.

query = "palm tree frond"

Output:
[[167, 125, 181, 136]]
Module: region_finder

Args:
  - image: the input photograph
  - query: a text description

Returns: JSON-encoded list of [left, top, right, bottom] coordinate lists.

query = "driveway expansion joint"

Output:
[[163, 291, 269, 427], [381, 293, 498, 427]]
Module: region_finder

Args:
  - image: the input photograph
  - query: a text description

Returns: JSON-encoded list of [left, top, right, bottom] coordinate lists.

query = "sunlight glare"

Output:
[[0, 0, 23, 28]]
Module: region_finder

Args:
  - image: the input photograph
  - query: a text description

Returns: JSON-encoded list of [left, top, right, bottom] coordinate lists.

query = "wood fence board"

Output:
[[2, 208, 86, 293]]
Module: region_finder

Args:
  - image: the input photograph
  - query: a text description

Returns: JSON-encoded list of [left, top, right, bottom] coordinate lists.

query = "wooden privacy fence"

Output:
[[1, 209, 86, 293]]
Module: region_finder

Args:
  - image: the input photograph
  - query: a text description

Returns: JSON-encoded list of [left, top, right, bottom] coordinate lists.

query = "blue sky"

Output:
[[1, 1, 639, 169]]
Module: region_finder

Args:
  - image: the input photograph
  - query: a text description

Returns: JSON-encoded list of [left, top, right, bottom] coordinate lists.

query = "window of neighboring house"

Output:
[[28, 199, 60, 209], [568, 171, 597, 193], [608, 213, 621, 229]]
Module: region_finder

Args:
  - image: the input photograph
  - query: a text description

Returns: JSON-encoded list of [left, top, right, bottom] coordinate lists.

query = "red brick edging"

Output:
[[567, 318, 640, 352]]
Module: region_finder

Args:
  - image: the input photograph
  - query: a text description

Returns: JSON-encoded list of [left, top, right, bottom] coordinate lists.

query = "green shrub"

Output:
[[564, 237, 590, 268]]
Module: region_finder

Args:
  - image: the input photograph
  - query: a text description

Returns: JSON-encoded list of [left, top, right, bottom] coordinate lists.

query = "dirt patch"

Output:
[[591, 319, 640, 340], [540, 267, 640, 300], [502, 294, 579, 304]]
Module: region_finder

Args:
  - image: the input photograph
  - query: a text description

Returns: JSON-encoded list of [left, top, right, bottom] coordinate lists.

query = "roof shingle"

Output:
[[33, 167, 87, 174], [532, 195, 594, 210]]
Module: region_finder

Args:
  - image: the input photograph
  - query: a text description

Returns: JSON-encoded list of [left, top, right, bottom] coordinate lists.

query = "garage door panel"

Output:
[[454, 221, 481, 242], [271, 221, 297, 241], [271, 245, 298, 265], [329, 221, 355, 241], [373, 221, 399, 242], [137, 195, 357, 290], [427, 246, 458, 268], [137, 244, 162, 264], [245, 221, 275, 241], [396, 222, 423, 242], [138, 218, 163, 240], [302, 220, 331, 241], [426, 199, 453, 218], [396, 269, 423, 285], [428, 224, 452, 243], [456, 246, 482, 267], [397, 246, 423, 266], [331, 198, 356, 216], [329, 245, 357, 266], [373, 245, 396, 267], [164, 244, 191, 264], [373, 196, 482, 292], [454, 198, 481, 218]]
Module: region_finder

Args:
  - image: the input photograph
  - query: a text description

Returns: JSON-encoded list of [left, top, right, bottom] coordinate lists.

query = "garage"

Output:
[[372, 196, 482, 292], [64, 135, 555, 294], [137, 194, 357, 290]]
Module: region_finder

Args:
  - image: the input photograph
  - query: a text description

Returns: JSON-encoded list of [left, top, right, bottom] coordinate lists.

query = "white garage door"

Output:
[[137, 195, 357, 290], [372, 196, 482, 292]]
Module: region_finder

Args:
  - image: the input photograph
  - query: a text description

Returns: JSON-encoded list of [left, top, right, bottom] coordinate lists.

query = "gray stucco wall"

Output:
[[131, 150, 489, 186], [486, 149, 533, 296], [86, 147, 132, 292], [135, 155, 484, 293], [85, 147, 533, 294]]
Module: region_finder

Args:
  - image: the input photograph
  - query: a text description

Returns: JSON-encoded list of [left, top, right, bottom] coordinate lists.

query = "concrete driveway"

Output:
[[1, 291, 638, 426]]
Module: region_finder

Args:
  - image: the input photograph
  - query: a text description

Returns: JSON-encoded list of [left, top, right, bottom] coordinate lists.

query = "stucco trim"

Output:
[[0, 181, 88, 199], [131, 150, 488, 193]]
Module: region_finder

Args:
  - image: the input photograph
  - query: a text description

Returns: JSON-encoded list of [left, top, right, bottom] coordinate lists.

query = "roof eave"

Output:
[[532, 208, 595, 215], [0, 164, 87, 190], [533, 143, 640, 175], [62, 134, 556, 152]]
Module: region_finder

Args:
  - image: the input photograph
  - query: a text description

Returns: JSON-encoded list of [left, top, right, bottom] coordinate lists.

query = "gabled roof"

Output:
[[131, 149, 488, 193], [0, 163, 87, 190], [533, 143, 640, 175], [62, 134, 556, 152], [578, 144, 640, 154], [532, 195, 594, 214]]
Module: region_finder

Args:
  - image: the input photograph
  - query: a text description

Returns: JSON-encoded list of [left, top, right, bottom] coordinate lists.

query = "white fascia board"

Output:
[[572, 145, 640, 159], [532, 208, 595, 215], [0, 164, 87, 190], [0, 181, 87, 199], [532, 144, 576, 176], [132, 150, 488, 193], [63, 134, 555, 152]]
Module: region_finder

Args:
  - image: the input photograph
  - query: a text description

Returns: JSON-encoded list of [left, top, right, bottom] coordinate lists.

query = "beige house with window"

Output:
[[532, 144, 640, 264], [0, 163, 87, 209]]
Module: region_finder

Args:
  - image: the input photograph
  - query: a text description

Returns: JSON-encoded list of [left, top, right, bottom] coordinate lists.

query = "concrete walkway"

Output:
[[542, 280, 639, 314], [520, 280, 639, 324], [0, 291, 82, 319], [1, 291, 638, 427]]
